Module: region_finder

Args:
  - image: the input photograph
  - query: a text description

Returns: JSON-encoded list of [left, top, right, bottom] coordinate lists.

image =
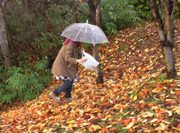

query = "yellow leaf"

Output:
[[93, 125, 101, 131], [16, 125, 26, 130], [173, 127, 180, 131], [67, 120, 75, 124], [106, 114, 112, 118], [68, 123, 73, 127], [27, 125, 34, 130], [37, 111, 42, 116], [89, 125, 101, 131], [133, 95, 137, 101]]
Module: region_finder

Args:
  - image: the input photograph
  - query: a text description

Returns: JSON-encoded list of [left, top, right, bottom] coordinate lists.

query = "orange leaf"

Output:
[[165, 100, 171, 105], [42, 104, 48, 108], [158, 130, 163, 133], [88, 104, 92, 107], [142, 67, 147, 70], [177, 123, 180, 128], [77, 121, 82, 126], [148, 103, 156, 107], [156, 84, 160, 89], [153, 47, 157, 50], [128, 128, 133, 132], [110, 127, 117, 131], [161, 97, 166, 100], [79, 0, 83, 2], [141, 104, 145, 108], [157, 109, 163, 113], [102, 102, 108, 106], [114, 85, 121, 88], [145, 89, 149, 94], [102, 127, 109, 132], [170, 83, 176, 87], [98, 115, 104, 119], [157, 118, 163, 124], [134, 117, 139, 124], [120, 105, 127, 109], [123, 119, 131, 126], [175, 91, 180, 95]]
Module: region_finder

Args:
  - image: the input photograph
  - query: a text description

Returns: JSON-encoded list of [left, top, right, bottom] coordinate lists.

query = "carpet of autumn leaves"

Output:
[[1, 20, 180, 133]]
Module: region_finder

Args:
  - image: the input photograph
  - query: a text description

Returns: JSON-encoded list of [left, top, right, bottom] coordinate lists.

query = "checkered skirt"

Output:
[[54, 72, 79, 82]]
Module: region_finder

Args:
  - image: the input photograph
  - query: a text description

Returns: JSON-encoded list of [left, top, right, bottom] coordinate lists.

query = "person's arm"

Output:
[[65, 42, 87, 64]]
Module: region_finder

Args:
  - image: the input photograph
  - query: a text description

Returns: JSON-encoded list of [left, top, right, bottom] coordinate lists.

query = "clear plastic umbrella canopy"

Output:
[[60, 20, 109, 45]]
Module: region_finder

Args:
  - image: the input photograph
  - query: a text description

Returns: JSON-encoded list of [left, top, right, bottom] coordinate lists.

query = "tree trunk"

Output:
[[95, 0, 102, 29], [0, 6, 10, 67], [88, 0, 96, 25], [91, 44, 103, 83], [88, 0, 103, 84], [88, 0, 102, 27], [148, 0, 177, 79], [1, 5, 19, 67]]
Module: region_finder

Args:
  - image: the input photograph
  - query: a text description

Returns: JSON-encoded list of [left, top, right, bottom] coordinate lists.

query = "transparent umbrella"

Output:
[[60, 20, 109, 45]]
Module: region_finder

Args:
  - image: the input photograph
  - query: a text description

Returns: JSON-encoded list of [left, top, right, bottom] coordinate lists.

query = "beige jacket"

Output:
[[51, 41, 78, 80]]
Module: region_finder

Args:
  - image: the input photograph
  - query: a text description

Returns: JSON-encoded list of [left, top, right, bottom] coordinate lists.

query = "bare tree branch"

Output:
[[28, 0, 89, 17], [148, 0, 165, 41], [28, 0, 69, 5], [158, 0, 165, 16], [161, 0, 169, 6], [161, 0, 172, 16], [171, 0, 177, 19], [64, 0, 89, 17]]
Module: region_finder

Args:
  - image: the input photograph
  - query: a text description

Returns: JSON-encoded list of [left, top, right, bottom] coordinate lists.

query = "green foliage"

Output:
[[118, 45, 128, 52], [130, 0, 152, 20], [157, 74, 167, 82], [175, 1, 180, 18], [0, 59, 51, 104], [102, 0, 141, 35], [130, 0, 180, 19], [4, 1, 71, 64]]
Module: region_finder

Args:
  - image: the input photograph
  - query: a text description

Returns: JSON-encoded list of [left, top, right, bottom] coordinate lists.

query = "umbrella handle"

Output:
[[91, 35, 95, 46]]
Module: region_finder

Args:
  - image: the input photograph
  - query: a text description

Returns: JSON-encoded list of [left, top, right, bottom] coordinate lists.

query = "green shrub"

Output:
[[175, 0, 180, 18], [130, 0, 152, 20], [0, 59, 51, 104], [4, 1, 71, 65], [130, 0, 180, 19], [102, 0, 141, 35]]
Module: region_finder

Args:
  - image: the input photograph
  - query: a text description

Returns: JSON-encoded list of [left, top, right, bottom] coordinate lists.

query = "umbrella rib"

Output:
[[88, 24, 96, 45], [74, 24, 85, 41]]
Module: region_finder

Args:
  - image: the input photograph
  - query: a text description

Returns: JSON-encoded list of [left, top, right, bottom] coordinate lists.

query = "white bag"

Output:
[[80, 51, 99, 70]]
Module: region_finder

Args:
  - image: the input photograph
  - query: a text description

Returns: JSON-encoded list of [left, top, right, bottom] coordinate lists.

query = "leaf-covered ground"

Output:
[[1, 20, 180, 133]]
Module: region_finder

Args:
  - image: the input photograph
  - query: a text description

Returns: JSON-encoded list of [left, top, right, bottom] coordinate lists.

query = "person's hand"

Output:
[[81, 47, 85, 53], [77, 59, 87, 63]]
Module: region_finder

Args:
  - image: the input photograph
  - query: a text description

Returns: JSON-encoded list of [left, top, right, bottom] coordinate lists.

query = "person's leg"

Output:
[[64, 81, 73, 98], [62, 80, 75, 102], [49, 80, 72, 103], [53, 79, 72, 96]]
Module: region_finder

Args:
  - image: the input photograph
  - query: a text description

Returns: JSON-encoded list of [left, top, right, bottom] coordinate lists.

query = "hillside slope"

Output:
[[0, 20, 180, 133]]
